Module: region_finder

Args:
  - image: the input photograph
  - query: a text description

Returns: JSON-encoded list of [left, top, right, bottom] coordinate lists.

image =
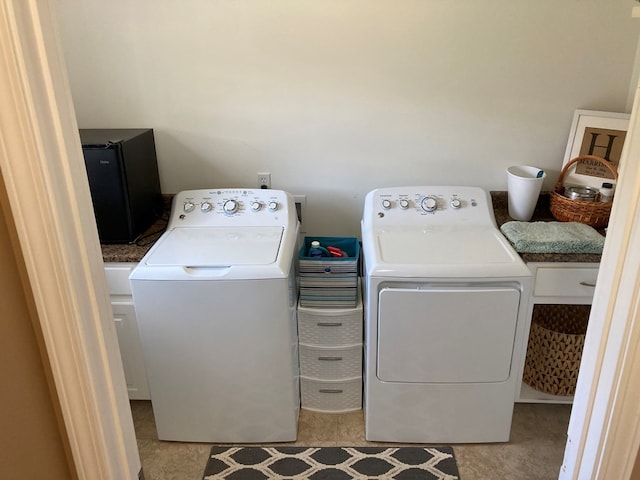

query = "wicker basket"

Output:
[[549, 155, 618, 228], [523, 304, 590, 396]]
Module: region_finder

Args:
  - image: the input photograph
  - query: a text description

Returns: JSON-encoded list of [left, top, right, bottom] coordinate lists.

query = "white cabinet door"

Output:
[[112, 300, 150, 400], [105, 262, 150, 401]]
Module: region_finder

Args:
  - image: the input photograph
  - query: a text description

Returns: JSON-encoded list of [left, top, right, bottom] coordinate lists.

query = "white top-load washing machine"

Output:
[[130, 189, 299, 443], [361, 186, 531, 443]]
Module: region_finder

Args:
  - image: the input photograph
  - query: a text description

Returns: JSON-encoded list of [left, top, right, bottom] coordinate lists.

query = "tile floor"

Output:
[[132, 400, 571, 480]]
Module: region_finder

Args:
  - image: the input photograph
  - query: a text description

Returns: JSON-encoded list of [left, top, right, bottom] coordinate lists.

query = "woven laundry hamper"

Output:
[[523, 304, 590, 396]]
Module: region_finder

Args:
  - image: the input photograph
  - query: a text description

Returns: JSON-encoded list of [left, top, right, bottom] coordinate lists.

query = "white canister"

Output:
[[599, 182, 614, 202]]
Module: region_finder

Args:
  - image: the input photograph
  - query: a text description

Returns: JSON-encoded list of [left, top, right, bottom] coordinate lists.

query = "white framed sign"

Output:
[[562, 109, 629, 187]]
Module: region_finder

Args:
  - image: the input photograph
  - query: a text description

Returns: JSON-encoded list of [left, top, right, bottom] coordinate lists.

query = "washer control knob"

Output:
[[251, 201, 262, 212], [399, 199, 410, 210], [183, 201, 195, 213], [201, 201, 213, 212], [381, 199, 392, 210], [223, 199, 239, 214], [420, 196, 438, 212], [450, 198, 462, 209], [268, 201, 279, 211]]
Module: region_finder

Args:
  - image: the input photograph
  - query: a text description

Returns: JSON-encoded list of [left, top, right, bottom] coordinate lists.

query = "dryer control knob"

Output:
[[268, 201, 279, 211], [420, 196, 438, 212], [450, 198, 462, 209], [201, 201, 213, 212], [250, 201, 262, 211], [399, 199, 410, 209], [183, 201, 195, 213], [381, 199, 392, 210], [223, 199, 239, 214]]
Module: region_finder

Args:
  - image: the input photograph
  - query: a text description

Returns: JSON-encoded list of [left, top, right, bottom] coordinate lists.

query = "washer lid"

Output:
[[144, 226, 284, 267]]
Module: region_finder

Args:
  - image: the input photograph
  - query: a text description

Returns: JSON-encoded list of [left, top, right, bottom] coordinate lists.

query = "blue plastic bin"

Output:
[[298, 237, 360, 308]]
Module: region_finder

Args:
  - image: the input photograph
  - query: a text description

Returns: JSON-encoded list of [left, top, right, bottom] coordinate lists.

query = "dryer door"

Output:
[[377, 286, 520, 383]]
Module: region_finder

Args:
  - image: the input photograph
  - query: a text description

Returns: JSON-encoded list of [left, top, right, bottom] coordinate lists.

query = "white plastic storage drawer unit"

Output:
[[299, 344, 362, 379], [300, 377, 362, 413], [297, 291, 363, 413], [297, 302, 363, 346]]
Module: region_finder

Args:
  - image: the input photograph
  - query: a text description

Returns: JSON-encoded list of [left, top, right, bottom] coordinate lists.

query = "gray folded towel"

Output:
[[500, 221, 605, 254]]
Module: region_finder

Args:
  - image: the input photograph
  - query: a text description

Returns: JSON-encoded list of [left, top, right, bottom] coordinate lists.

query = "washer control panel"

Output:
[[363, 186, 496, 227], [168, 189, 293, 228]]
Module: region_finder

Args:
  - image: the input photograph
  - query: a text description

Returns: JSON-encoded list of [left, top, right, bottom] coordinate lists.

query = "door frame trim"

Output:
[[0, 1, 140, 478]]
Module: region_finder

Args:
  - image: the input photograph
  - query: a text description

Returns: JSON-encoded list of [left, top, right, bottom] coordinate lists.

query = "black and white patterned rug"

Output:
[[202, 446, 459, 479]]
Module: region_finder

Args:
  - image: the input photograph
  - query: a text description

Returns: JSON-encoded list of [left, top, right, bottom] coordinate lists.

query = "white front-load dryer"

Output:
[[130, 189, 300, 443], [361, 186, 531, 443]]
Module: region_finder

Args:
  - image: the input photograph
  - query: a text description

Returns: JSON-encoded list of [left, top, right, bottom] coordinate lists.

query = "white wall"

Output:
[[54, 0, 639, 236]]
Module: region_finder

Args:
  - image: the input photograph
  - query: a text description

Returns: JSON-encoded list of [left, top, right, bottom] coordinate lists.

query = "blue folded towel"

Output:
[[500, 221, 605, 254]]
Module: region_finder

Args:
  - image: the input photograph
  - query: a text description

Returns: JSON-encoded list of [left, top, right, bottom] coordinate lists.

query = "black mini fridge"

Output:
[[80, 128, 163, 244]]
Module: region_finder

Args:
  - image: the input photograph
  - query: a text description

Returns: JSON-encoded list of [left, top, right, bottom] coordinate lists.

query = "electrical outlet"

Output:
[[293, 195, 306, 224], [257, 172, 271, 189]]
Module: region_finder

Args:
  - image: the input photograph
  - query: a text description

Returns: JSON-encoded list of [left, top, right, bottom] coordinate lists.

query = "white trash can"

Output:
[[507, 165, 546, 221]]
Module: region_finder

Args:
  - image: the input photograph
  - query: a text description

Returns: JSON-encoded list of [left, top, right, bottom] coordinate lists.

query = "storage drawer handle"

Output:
[[318, 356, 343, 361], [319, 389, 343, 394], [317, 322, 343, 327], [579, 281, 596, 287]]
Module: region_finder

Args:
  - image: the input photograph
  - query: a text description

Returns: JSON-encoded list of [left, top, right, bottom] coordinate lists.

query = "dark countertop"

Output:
[[101, 192, 602, 265], [490, 191, 602, 264], [101, 195, 171, 263]]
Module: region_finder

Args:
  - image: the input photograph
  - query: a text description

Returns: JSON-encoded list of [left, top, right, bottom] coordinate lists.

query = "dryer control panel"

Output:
[[362, 186, 497, 228], [168, 189, 296, 228]]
